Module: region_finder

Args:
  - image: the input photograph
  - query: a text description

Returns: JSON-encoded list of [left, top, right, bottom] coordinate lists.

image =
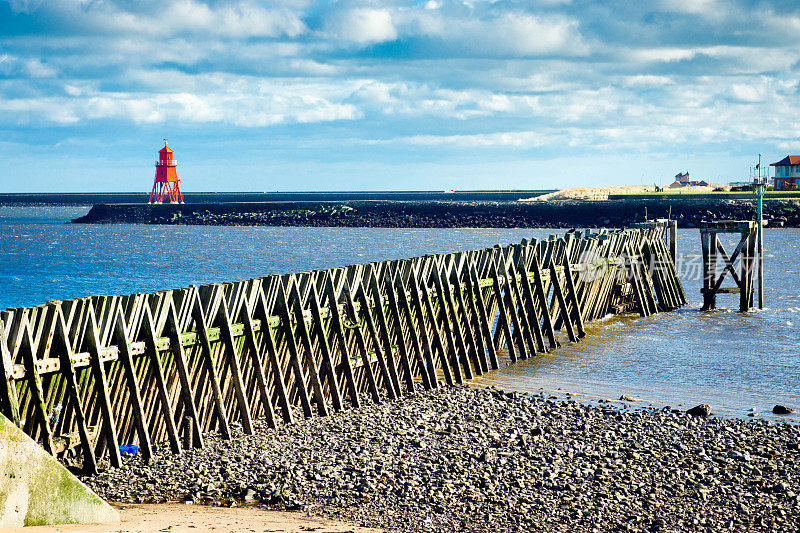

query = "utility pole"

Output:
[[754, 153, 765, 309]]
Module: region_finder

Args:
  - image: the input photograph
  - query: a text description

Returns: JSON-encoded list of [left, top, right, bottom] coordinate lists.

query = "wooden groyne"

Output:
[[1, 222, 685, 472]]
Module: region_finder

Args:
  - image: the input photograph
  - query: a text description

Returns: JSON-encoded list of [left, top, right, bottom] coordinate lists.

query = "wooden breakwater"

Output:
[[0, 222, 685, 472]]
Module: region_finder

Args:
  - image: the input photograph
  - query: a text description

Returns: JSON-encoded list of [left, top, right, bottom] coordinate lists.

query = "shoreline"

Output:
[[83, 385, 800, 532], [72, 199, 800, 228]]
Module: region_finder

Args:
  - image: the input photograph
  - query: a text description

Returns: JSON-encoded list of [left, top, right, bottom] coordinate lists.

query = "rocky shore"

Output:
[[82, 386, 799, 532], [73, 199, 800, 229]]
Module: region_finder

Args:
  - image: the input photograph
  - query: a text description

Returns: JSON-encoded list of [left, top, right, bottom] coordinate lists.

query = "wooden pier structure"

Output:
[[1, 222, 685, 472], [700, 220, 757, 312]]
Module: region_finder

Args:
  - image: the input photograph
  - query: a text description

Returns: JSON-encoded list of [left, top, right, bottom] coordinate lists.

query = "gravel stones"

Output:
[[82, 387, 800, 532]]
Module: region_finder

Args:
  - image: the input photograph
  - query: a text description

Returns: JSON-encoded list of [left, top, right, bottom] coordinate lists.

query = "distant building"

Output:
[[669, 171, 709, 189], [770, 155, 800, 190]]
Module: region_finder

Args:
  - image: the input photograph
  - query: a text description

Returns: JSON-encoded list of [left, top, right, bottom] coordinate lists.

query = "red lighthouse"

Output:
[[149, 141, 184, 204]]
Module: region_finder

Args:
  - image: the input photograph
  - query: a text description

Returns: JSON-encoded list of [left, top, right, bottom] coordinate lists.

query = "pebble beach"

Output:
[[83, 386, 800, 532]]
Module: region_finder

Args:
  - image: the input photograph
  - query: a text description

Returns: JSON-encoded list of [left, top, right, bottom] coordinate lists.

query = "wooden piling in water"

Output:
[[699, 220, 757, 312]]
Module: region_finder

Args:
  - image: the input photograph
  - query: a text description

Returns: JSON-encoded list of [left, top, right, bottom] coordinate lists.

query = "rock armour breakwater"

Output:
[[83, 386, 800, 533], [73, 199, 800, 228]]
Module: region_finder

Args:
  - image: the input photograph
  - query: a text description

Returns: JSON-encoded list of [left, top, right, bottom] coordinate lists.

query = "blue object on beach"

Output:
[[119, 444, 139, 455]]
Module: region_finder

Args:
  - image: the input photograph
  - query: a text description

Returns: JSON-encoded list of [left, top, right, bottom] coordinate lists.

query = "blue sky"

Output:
[[0, 0, 797, 192]]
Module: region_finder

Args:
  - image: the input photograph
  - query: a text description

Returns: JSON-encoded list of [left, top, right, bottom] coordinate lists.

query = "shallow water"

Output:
[[1, 205, 797, 420]]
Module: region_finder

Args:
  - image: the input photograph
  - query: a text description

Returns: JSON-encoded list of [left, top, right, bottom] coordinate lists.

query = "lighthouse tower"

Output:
[[149, 142, 184, 204]]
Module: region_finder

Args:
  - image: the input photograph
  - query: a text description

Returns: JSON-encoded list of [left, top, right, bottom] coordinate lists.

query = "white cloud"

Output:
[[394, 131, 551, 148], [620, 75, 675, 88], [14, 0, 308, 39], [0, 79, 362, 127], [628, 48, 699, 63], [324, 8, 398, 44], [729, 83, 765, 103], [400, 10, 589, 57], [348, 81, 542, 119], [657, 0, 721, 16], [24, 59, 57, 78], [0, 55, 57, 78]]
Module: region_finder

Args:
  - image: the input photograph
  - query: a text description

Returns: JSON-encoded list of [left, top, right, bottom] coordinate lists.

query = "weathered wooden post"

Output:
[[753, 155, 766, 310], [699, 220, 757, 312], [669, 219, 677, 267]]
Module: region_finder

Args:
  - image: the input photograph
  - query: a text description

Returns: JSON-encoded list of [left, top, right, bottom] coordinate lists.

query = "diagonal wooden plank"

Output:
[[323, 275, 361, 409], [111, 307, 153, 461], [165, 298, 204, 448], [52, 304, 98, 472], [355, 282, 398, 400], [190, 290, 232, 439], [214, 293, 255, 433], [275, 281, 314, 418], [140, 306, 181, 454], [383, 275, 416, 394], [307, 283, 344, 411], [289, 281, 329, 416]]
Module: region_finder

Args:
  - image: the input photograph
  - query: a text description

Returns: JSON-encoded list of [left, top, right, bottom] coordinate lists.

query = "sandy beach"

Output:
[[1, 504, 378, 533]]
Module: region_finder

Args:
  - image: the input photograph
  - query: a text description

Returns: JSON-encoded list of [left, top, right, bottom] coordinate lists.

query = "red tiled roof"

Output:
[[770, 155, 800, 166]]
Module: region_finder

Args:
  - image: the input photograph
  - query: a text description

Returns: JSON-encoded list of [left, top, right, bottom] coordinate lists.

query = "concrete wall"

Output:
[[0, 414, 118, 527]]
